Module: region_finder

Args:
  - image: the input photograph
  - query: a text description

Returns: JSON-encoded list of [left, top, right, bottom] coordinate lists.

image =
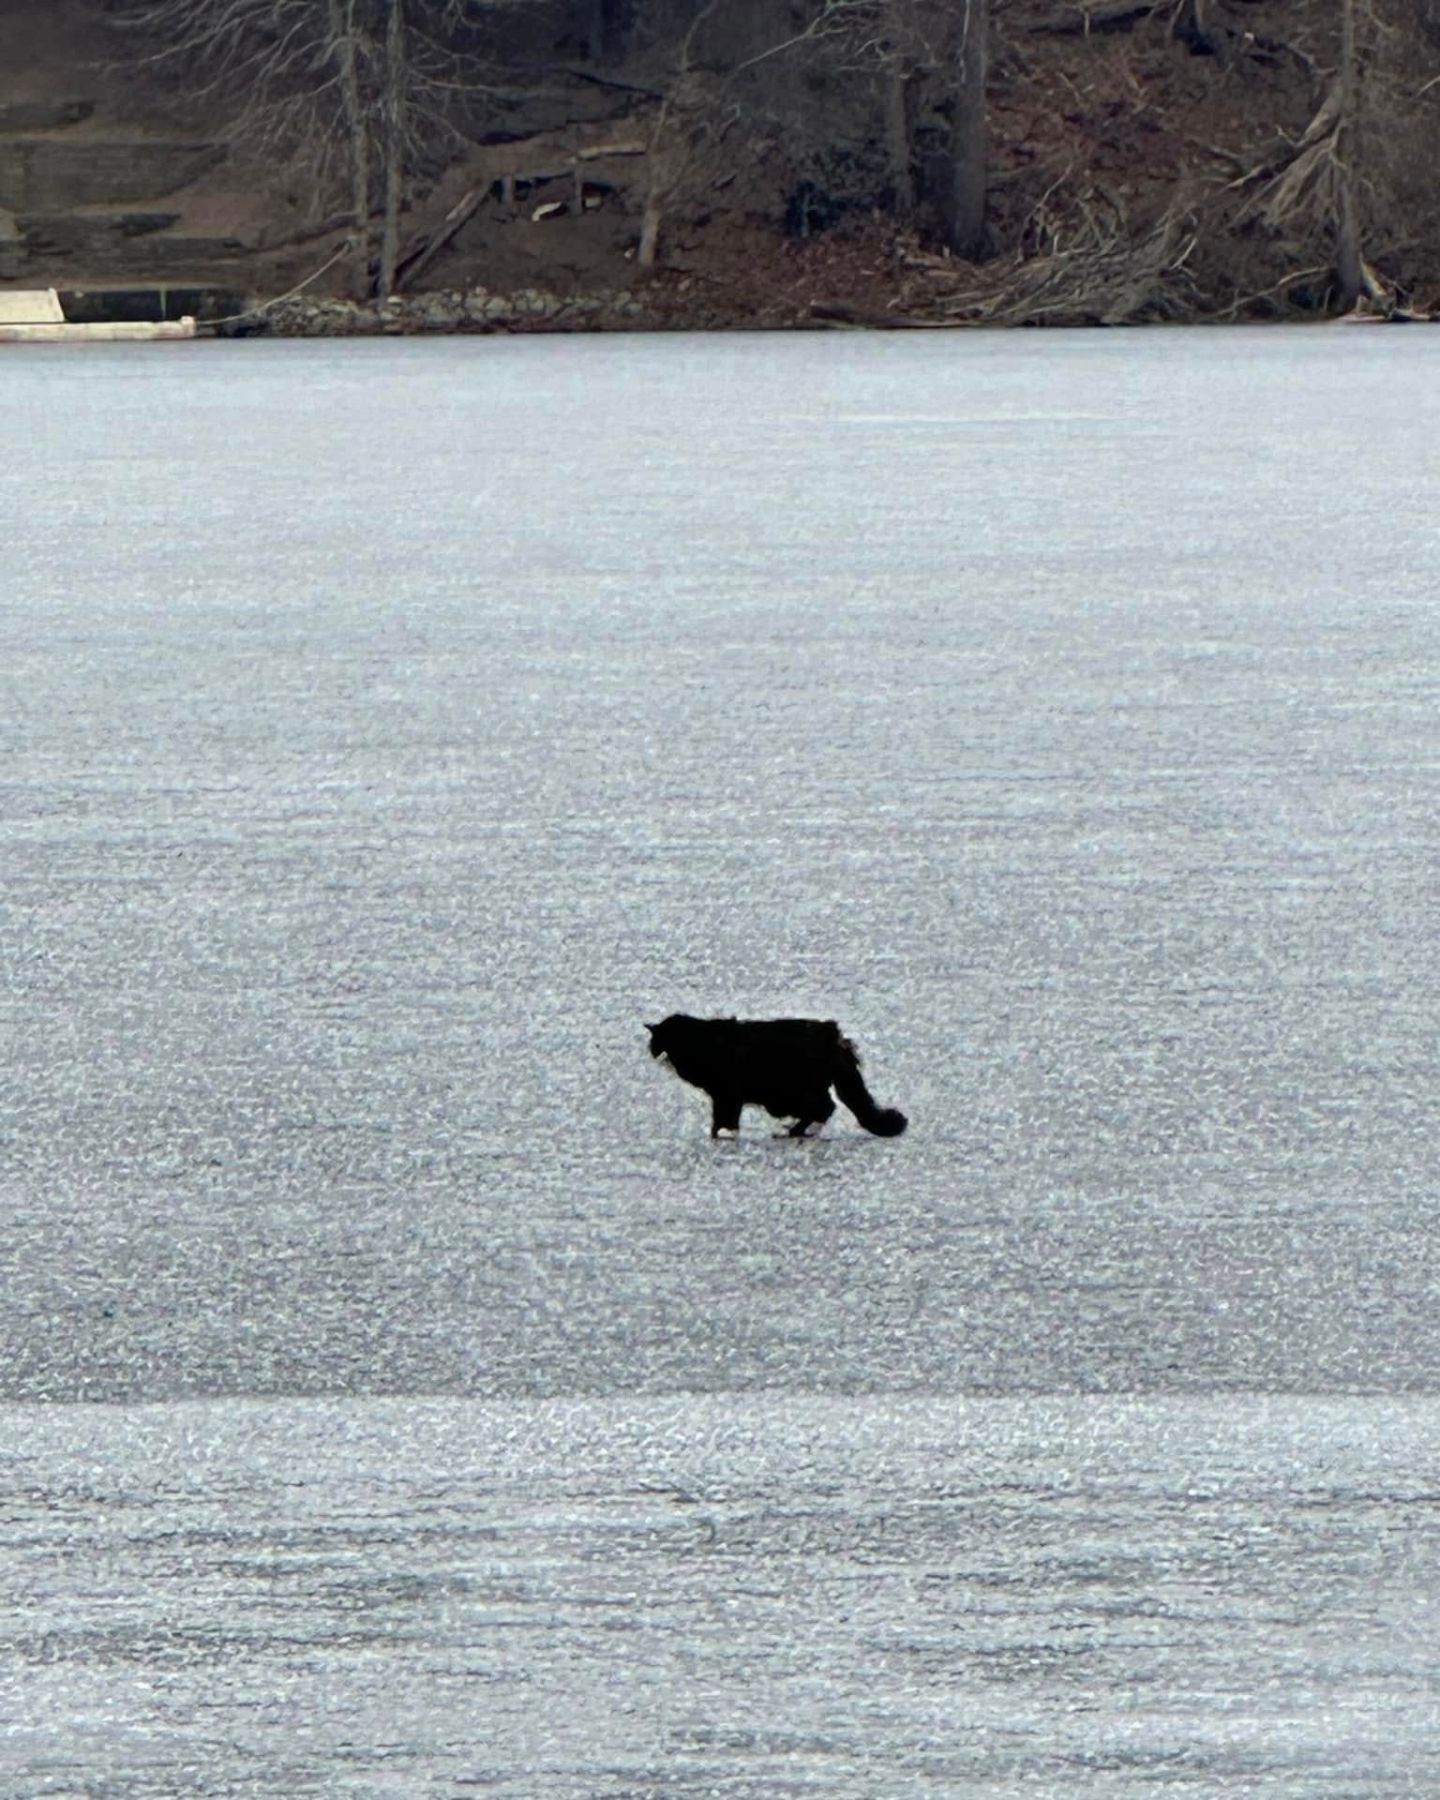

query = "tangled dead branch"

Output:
[[1229, 88, 1342, 232], [1227, 72, 1394, 312], [895, 190, 1201, 324]]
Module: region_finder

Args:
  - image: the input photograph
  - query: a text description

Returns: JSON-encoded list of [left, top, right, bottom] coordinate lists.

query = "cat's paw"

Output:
[[714, 1127, 738, 1140]]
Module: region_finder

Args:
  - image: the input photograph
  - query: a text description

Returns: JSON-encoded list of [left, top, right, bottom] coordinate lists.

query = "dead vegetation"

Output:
[[15, 0, 1440, 323], [891, 193, 1201, 324]]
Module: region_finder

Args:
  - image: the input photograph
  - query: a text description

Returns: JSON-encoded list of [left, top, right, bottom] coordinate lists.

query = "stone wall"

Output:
[[242, 286, 654, 337]]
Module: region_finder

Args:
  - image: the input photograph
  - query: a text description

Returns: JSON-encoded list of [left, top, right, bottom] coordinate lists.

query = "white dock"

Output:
[[0, 288, 196, 341]]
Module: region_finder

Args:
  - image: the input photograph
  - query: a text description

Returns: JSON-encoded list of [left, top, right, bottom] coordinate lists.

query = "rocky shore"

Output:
[[226, 285, 665, 338]]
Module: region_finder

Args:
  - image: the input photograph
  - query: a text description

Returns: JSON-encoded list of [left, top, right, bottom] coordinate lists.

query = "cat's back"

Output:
[[657, 1014, 844, 1079], [732, 1017, 843, 1063]]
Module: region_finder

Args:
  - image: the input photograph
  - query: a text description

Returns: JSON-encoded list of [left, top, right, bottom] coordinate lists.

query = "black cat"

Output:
[[646, 1014, 908, 1140]]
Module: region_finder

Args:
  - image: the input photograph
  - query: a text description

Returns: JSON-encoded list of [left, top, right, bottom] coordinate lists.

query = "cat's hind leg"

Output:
[[784, 1093, 836, 1138]]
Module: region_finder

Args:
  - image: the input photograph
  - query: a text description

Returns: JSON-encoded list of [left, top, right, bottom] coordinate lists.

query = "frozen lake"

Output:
[[5, 1395, 1438, 1797], [2, 327, 1437, 1794]]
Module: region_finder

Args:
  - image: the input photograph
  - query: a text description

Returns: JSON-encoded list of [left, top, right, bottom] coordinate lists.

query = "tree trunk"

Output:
[[582, 0, 618, 61], [638, 84, 677, 269], [328, 0, 371, 298], [378, 0, 407, 300], [1173, 0, 1218, 55], [881, 0, 917, 223], [884, 67, 914, 221], [948, 0, 988, 258], [638, 196, 663, 267], [1333, 0, 1363, 308]]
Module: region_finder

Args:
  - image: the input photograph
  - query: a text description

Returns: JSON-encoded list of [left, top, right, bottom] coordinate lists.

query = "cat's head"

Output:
[[645, 1015, 684, 1058]]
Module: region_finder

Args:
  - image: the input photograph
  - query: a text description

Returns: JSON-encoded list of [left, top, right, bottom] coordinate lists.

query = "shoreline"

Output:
[[220, 286, 1435, 339]]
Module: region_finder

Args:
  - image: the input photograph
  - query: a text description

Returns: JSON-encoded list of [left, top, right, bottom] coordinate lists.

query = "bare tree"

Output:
[[633, 0, 994, 267], [328, 0, 373, 291], [880, 3, 918, 222], [948, 0, 988, 257], [1333, 0, 1364, 306], [119, 0, 377, 288], [636, 0, 720, 268], [829, 0, 923, 224], [808, 0, 992, 253], [635, 0, 851, 268], [379, 0, 409, 295], [1226, 0, 1394, 311], [117, 0, 538, 298]]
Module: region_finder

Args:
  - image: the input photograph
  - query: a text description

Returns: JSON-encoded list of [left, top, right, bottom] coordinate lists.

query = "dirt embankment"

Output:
[[5, 0, 1440, 329]]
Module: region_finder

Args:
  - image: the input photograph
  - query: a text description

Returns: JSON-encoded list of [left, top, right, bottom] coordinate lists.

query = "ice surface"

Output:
[[1, 328, 1437, 1793], [3, 1394, 1439, 1797]]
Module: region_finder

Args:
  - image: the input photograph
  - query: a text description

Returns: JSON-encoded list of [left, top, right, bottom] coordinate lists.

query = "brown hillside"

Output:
[[3, 0, 1439, 326]]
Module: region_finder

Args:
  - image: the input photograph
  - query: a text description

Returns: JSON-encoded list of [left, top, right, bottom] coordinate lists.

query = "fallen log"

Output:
[[1034, 1, 1161, 34], [577, 141, 647, 160], [393, 188, 487, 293]]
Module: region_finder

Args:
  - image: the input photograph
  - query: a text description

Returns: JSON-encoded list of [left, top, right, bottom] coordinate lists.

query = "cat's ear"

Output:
[[644, 1021, 659, 1033]]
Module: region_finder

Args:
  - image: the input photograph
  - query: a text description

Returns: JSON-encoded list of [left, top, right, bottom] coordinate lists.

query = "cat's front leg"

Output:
[[710, 1093, 742, 1138]]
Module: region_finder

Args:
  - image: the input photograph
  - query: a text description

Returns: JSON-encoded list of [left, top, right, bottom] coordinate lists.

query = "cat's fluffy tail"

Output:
[[833, 1036, 908, 1137]]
